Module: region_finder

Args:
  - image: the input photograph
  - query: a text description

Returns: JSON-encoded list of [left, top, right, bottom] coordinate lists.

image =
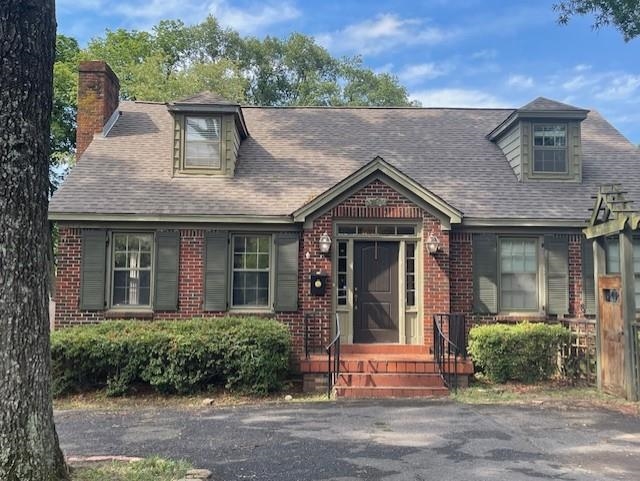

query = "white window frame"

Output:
[[230, 234, 273, 310], [498, 236, 543, 314], [110, 232, 155, 309], [532, 123, 569, 175]]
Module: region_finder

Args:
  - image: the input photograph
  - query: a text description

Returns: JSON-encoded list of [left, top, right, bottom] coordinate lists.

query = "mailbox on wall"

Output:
[[310, 272, 328, 296]]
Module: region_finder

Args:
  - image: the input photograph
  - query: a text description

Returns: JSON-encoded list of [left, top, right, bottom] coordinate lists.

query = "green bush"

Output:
[[51, 317, 291, 397], [468, 322, 571, 383]]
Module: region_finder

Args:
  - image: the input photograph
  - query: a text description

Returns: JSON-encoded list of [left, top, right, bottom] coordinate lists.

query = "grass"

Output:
[[453, 377, 640, 416], [70, 457, 190, 481], [54, 385, 329, 411]]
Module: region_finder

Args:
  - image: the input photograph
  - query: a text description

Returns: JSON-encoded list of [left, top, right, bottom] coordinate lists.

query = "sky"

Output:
[[57, 0, 640, 143]]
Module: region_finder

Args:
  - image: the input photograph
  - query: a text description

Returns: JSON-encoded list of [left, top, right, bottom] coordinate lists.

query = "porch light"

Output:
[[318, 232, 332, 254], [426, 233, 440, 255]]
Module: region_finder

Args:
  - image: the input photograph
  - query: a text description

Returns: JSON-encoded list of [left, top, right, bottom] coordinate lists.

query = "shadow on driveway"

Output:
[[56, 399, 640, 481]]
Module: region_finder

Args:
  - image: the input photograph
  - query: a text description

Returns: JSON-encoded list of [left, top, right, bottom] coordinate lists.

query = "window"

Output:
[[232, 235, 271, 307], [337, 241, 348, 306], [336, 224, 416, 236], [605, 237, 640, 309], [184, 116, 221, 169], [499, 238, 538, 310], [533, 124, 567, 174], [406, 243, 416, 307], [112, 233, 153, 307]]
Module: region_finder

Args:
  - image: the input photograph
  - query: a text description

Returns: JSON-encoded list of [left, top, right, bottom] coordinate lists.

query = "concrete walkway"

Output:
[[56, 399, 640, 480]]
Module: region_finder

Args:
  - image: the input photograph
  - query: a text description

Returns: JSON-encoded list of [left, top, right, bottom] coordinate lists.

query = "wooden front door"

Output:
[[598, 275, 625, 396], [354, 241, 399, 343]]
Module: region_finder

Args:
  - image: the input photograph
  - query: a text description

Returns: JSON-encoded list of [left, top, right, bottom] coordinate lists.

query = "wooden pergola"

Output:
[[584, 184, 639, 400]]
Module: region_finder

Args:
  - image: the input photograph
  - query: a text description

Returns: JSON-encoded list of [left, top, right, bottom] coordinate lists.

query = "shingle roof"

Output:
[[49, 101, 640, 222], [519, 97, 586, 112], [172, 91, 239, 105]]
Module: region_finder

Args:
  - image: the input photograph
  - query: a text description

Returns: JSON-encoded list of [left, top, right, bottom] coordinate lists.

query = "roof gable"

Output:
[[292, 156, 463, 226], [519, 97, 584, 112]]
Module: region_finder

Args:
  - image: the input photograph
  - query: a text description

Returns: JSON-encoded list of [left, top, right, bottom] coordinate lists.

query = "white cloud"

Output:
[[208, 0, 300, 35], [410, 88, 508, 108], [574, 64, 592, 72], [318, 14, 454, 55], [114, 0, 201, 20], [507, 74, 534, 89], [398, 63, 449, 83], [562, 75, 592, 91], [595, 74, 640, 100], [471, 49, 497, 60]]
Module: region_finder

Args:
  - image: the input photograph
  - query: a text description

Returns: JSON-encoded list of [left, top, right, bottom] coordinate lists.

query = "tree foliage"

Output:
[[81, 16, 413, 106], [554, 0, 640, 41]]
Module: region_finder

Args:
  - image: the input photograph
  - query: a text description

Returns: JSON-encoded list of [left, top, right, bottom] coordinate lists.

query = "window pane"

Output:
[[232, 235, 271, 307], [532, 124, 567, 173], [338, 225, 356, 234], [397, 225, 416, 235], [357, 225, 376, 234], [500, 238, 538, 310], [112, 233, 153, 307], [607, 238, 620, 274], [378, 225, 395, 235], [185, 116, 220, 169]]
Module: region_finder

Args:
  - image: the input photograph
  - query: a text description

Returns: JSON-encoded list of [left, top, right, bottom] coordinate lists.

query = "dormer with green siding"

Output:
[[168, 92, 249, 177], [488, 97, 589, 183]]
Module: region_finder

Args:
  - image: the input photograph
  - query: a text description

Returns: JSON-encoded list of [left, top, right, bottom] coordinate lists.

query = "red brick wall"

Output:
[[568, 234, 584, 317], [76, 61, 120, 159]]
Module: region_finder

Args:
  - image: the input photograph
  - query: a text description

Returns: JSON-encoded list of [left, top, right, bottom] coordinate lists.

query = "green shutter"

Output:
[[545, 235, 569, 315], [204, 231, 228, 311], [80, 230, 107, 310], [154, 231, 180, 311], [473, 234, 498, 314], [275, 233, 299, 312], [582, 237, 596, 315]]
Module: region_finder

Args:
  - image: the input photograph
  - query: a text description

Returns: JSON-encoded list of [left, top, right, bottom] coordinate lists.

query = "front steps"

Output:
[[299, 344, 473, 399]]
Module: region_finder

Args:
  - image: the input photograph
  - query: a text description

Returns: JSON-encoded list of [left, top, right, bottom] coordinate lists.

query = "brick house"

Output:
[[49, 61, 640, 397]]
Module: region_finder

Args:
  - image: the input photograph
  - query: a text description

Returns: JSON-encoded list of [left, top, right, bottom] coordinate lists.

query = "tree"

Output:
[[554, 0, 640, 41], [0, 1, 69, 480], [82, 16, 414, 106]]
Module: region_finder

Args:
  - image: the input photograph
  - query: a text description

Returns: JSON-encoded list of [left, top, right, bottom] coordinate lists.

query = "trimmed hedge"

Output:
[[51, 317, 291, 396], [468, 322, 571, 383]]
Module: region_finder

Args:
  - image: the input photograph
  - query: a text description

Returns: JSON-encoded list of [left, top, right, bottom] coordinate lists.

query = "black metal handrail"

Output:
[[433, 313, 465, 392], [325, 313, 341, 398]]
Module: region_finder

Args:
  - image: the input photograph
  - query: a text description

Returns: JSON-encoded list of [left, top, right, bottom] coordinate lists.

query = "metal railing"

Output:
[[433, 313, 466, 392], [325, 313, 341, 398]]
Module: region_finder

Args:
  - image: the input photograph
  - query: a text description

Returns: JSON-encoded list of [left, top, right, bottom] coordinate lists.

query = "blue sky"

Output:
[[57, 0, 640, 143]]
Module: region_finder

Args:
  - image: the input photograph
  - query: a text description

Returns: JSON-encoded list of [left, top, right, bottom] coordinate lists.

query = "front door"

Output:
[[598, 275, 625, 396], [354, 241, 399, 343]]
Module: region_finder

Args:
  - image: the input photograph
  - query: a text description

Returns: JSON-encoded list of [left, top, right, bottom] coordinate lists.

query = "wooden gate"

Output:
[[598, 275, 625, 396]]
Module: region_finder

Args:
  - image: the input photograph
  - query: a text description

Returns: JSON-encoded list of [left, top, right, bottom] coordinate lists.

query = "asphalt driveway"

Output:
[[56, 399, 640, 481]]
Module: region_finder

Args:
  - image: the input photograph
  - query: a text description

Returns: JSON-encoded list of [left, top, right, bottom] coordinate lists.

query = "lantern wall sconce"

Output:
[[318, 232, 332, 254], [426, 233, 440, 255]]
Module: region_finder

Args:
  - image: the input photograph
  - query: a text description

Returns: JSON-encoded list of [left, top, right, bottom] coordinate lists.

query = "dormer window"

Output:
[[532, 124, 567, 174], [168, 92, 249, 177], [184, 116, 221, 170]]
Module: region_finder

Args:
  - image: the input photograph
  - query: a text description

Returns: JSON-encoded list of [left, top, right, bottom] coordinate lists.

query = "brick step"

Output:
[[299, 357, 473, 375], [334, 386, 449, 399], [337, 373, 445, 388], [340, 359, 440, 374], [340, 344, 428, 355]]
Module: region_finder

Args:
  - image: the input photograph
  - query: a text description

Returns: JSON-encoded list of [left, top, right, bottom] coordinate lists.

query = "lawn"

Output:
[[453, 378, 640, 416], [70, 457, 190, 481]]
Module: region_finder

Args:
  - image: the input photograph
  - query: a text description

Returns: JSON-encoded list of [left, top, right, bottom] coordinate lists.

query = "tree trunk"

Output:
[[0, 1, 69, 480]]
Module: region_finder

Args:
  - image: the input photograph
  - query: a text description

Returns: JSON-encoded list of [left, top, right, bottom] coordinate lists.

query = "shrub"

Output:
[[51, 317, 291, 396], [468, 322, 571, 383]]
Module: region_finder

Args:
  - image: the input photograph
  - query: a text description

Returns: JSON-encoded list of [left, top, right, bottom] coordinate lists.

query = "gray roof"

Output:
[[50, 101, 640, 223], [172, 91, 239, 106], [519, 97, 585, 112]]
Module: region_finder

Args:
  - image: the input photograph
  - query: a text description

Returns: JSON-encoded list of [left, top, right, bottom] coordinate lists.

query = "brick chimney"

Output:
[[76, 61, 120, 160]]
